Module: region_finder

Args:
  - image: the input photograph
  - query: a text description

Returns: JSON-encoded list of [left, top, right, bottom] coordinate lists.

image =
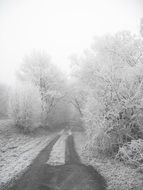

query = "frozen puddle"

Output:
[[47, 133, 67, 165]]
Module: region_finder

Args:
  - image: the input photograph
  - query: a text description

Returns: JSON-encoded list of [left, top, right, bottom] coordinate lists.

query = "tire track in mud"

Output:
[[3, 134, 60, 190]]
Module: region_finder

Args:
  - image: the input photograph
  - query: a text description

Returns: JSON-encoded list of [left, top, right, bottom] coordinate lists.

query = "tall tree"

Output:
[[71, 31, 143, 121], [17, 51, 66, 125]]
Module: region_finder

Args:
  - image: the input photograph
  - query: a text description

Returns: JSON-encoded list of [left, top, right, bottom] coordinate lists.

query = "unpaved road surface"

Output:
[[4, 133, 107, 190], [4, 135, 60, 190], [35, 135, 107, 190], [47, 133, 67, 165]]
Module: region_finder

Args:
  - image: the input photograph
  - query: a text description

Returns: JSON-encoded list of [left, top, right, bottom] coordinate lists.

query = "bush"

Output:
[[82, 130, 113, 159], [82, 103, 113, 158], [83, 104, 143, 158], [9, 83, 42, 133], [115, 139, 143, 167]]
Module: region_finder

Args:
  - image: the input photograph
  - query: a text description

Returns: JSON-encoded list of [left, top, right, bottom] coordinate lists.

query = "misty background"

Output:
[[0, 0, 142, 84], [0, 1, 143, 189]]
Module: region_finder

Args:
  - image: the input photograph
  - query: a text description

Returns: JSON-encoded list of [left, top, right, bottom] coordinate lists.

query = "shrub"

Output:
[[83, 103, 143, 158], [115, 139, 143, 167], [82, 103, 113, 158], [9, 83, 42, 133]]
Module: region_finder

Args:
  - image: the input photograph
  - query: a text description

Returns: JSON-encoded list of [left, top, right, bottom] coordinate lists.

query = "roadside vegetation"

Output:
[[8, 51, 71, 133], [0, 51, 81, 188], [71, 19, 143, 189], [72, 19, 143, 164]]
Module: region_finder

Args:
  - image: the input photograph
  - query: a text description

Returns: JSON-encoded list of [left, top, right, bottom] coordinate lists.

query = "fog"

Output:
[[0, 0, 142, 84]]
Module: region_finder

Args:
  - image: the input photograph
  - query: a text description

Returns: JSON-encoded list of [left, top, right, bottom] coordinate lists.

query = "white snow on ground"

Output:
[[47, 132, 68, 165], [0, 119, 55, 188]]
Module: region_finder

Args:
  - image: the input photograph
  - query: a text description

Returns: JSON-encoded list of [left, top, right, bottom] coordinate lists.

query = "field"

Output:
[[0, 119, 55, 188]]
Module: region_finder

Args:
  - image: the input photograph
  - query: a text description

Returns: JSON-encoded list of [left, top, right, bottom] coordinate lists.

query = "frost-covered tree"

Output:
[[72, 31, 143, 156], [67, 82, 86, 116], [17, 51, 65, 94], [16, 51, 67, 126], [75, 32, 143, 112], [9, 83, 42, 133]]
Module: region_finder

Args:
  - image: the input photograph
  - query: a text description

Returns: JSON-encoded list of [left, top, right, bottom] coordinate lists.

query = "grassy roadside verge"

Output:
[[0, 119, 59, 190], [74, 132, 143, 190]]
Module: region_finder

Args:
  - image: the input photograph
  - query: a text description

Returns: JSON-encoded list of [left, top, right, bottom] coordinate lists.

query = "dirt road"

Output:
[[37, 134, 107, 190], [4, 133, 107, 190], [3, 135, 60, 190]]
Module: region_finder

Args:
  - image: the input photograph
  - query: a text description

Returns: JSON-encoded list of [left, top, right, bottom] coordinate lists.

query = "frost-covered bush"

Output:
[[83, 129, 113, 159], [106, 106, 143, 143], [72, 32, 143, 160], [83, 104, 143, 158], [9, 83, 42, 133], [116, 139, 143, 167], [82, 97, 113, 157]]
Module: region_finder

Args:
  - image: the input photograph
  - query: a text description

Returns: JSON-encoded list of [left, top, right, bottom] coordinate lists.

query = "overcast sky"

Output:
[[0, 0, 143, 84]]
